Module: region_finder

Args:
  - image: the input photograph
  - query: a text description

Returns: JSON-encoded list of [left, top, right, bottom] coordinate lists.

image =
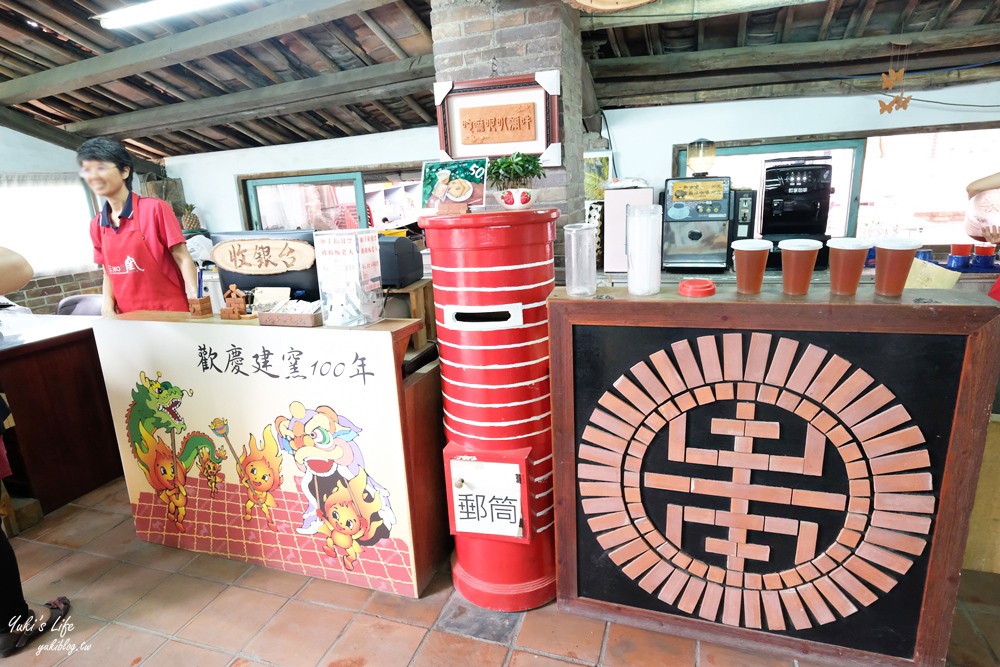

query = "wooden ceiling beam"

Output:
[[978, 0, 1000, 24], [581, 61, 602, 133], [583, 0, 823, 30], [854, 0, 879, 37], [817, 0, 843, 40], [926, 0, 962, 31], [0, 0, 394, 105], [394, 1, 432, 43], [599, 63, 1000, 106], [894, 0, 920, 33], [781, 6, 795, 42], [737, 13, 748, 47], [0, 105, 164, 172], [590, 24, 1000, 78], [60, 55, 434, 138], [357, 10, 408, 60]]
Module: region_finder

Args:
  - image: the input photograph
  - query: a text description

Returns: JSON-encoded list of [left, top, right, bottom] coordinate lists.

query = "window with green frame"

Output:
[[675, 139, 866, 238], [242, 171, 368, 230]]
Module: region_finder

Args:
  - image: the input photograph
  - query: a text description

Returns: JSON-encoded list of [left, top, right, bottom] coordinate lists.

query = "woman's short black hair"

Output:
[[76, 137, 134, 190]]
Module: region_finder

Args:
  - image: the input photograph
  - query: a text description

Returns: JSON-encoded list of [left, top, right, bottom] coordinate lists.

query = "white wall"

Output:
[[604, 81, 1000, 193], [0, 127, 79, 173], [164, 127, 439, 231]]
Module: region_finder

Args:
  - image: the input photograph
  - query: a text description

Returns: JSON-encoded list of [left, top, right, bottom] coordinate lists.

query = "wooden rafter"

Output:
[[60, 56, 434, 138], [0, 0, 394, 105], [584, 0, 823, 30], [782, 6, 796, 42], [895, 0, 920, 33], [738, 13, 748, 48], [978, 0, 1000, 24], [581, 62, 601, 133], [818, 0, 843, 40], [854, 0, 879, 38], [926, 0, 962, 31]]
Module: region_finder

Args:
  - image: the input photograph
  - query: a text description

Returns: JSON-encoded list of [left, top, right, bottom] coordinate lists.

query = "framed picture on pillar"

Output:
[[434, 71, 562, 167]]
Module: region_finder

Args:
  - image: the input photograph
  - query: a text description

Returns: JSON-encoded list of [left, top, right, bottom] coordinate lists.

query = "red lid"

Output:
[[678, 279, 716, 298]]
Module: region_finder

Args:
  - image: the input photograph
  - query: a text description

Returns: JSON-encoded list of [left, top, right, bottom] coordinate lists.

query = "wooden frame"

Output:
[[434, 72, 562, 167], [549, 286, 1000, 667], [242, 171, 367, 230]]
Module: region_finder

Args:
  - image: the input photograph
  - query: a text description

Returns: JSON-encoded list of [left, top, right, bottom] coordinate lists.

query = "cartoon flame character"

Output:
[[316, 468, 385, 571], [238, 427, 284, 531], [195, 446, 227, 498], [136, 422, 187, 532]]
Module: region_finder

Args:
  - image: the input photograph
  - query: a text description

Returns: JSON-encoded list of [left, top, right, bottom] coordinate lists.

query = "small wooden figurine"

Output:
[[221, 284, 247, 320]]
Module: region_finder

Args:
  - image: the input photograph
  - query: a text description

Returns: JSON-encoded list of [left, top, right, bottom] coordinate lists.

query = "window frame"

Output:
[[241, 170, 368, 230]]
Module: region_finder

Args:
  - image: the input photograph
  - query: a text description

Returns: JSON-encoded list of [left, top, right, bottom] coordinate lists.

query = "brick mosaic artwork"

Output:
[[133, 475, 416, 597], [578, 333, 935, 633]]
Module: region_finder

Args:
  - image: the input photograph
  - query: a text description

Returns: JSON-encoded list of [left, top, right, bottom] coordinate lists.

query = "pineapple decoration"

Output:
[[180, 204, 202, 230]]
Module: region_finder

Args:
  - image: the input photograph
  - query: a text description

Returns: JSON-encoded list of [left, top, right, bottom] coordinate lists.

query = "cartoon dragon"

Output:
[[125, 371, 222, 531]]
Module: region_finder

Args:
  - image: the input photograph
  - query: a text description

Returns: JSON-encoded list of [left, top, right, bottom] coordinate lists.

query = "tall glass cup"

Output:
[[778, 239, 823, 296], [626, 204, 663, 296], [731, 239, 773, 294], [564, 223, 598, 297], [827, 238, 873, 296], [874, 238, 922, 297]]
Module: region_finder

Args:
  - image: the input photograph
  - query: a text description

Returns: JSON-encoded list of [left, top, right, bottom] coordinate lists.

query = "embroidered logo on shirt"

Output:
[[108, 256, 145, 275]]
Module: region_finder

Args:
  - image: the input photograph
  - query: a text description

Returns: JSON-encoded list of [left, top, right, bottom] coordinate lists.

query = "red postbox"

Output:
[[419, 209, 558, 611]]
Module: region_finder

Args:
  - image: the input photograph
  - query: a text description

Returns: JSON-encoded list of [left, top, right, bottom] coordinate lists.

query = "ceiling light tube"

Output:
[[96, 0, 244, 30]]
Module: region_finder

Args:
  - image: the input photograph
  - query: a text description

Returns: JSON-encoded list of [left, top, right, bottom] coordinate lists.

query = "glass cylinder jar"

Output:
[[626, 204, 663, 296], [564, 223, 598, 297]]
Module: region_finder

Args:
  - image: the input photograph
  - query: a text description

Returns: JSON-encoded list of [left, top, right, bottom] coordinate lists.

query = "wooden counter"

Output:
[[93, 314, 447, 597], [549, 286, 1000, 666]]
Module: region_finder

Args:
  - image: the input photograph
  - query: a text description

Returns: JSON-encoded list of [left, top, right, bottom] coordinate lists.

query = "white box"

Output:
[[314, 230, 384, 327], [604, 188, 654, 273]]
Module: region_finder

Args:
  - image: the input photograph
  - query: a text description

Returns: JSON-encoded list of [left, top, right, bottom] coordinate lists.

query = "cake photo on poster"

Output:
[[572, 327, 962, 659]]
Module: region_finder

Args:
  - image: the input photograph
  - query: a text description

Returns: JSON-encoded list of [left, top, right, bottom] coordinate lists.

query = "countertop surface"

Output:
[[0, 313, 97, 352]]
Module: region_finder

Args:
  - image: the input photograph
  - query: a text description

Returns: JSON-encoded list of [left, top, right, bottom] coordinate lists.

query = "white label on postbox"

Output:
[[450, 459, 523, 538]]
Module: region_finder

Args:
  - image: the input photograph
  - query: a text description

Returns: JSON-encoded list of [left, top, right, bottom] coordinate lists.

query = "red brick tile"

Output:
[[685, 506, 715, 524], [849, 479, 871, 497], [873, 472, 933, 494], [805, 355, 852, 403], [786, 344, 827, 393], [830, 568, 878, 606], [796, 521, 819, 564], [650, 350, 688, 395], [874, 492, 935, 514], [764, 337, 799, 387], [623, 470, 641, 488], [813, 575, 857, 618], [794, 400, 822, 421], [824, 369, 874, 412], [579, 444, 622, 467], [599, 391, 645, 426], [639, 561, 674, 593], [579, 481, 622, 498], [694, 386, 716, 405], [631, 361, 671, 403], [745, 572, 763, 589], [745, 333, 773, 383], [827, 424, 852, 446], [659, 401, 681, 422], [802, 426, 826, 476], [776, 390, 801, 412], [868, 448, 931, 475], [736, 402, 756, 420], [582, 496, 625, 515], [659, 569, 690, 604], [597, 525, 640, 550], [723, 333, 744, 381], [799, 582, 837, 625], [411, 631, 507, 667], [716, 382, 735, 402], [769, 455, 804, 474], [844, 555, 896, 593], [578, 463, 621, 483], [761, 589, 786, 631], [677, 576, 708, 614], [811, 411, 839, 433], [855, 542, 913, 575], [852, 405, 911, 442], [779, 568, 804, 587], [838, 442, 863, 463], [757, 385, 780, 404], [583, 425, 628, 453], [610, 539, 651, 566], [591, 408, 637, 439], [646, 473, 691, 493], [669, 413, 688, 462], [698, 335, 724, 384], [870, 510, 931, 535], [839, 385, 896, 427], [614, 376, 657, 414], [745, 421, 780, 439], [675, 392, 698, 412], [672, 339, 706, 388], [624, 454, 643, 472], [699, 581, 724, 621], [846, 460, 869, 479], [711, 418, 746, 436], [320, 613, 425, 666], [516, 603, 606, 663], [604, 624, 696, 667], [779, 587, 813, 629], [737, 382, 757, 400], [865, 527, 926, 556], [845, 513, 868, 532], [743, 589, 763, 629], [622, 550, 661, 580], [718, 450, 769, 471], [716, 510, 765, 531], [686, 447, 719, 466], [792, 489, 847, 511]]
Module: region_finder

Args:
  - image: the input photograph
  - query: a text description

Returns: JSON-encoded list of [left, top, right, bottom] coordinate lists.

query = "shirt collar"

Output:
[[99, 191, 136, 228]]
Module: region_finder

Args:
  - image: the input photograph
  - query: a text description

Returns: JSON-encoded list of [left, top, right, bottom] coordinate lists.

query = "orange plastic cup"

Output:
[[778, 239, 823, 296], [974, 243, 997, 256], [874, 238, 922, 297], [827, 238, 873, 296], [950, 243, 973, 256], [731, 239, 773, 294]]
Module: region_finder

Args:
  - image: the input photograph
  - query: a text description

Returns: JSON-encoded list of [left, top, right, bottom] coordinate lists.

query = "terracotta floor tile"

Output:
[[603, 623, 696, 666], [143, 640, 234, 667], [117, 572, 225, 634], [700, 642, 795, 667], [16, 504, 84, 541], [959, 570, 1000, 615], [948, 608, 998, 667], [435, 593, 522, 644], [507, 650, 583, 667], [71, 478, 125, 507], [178, 584, 286, 653], [969, 609, 1000, 658], [25, 506, 125, 549], [73, 562, 171, 620], [515, 602, 605, 663], [21, 552, 117, 604], [93, 489, 134, 515], [58, 622, 165, 667], [244, 600, 352, 666], [229, 660, 273, 667], [410, 630, 508, 667], [319, 614, 427, 667], [235, 564, 309, 597], [364, 567, 453, 627], [296, 578, 373, 611], [9, 538, 70, 580], [80, 520, 196, 572], [1, 613, 104, 667], [180, 554, 253, 584]]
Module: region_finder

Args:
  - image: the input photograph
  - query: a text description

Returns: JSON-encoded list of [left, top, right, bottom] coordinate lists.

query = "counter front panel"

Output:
[[550, 287, 1000, 667]]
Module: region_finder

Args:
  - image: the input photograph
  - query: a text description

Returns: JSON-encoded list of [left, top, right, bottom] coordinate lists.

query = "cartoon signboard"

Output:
[[93, 320, 418, 597]]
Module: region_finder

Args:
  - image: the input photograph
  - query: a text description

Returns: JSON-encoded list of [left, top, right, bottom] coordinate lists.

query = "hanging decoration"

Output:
[[878, 40, 912, 115]]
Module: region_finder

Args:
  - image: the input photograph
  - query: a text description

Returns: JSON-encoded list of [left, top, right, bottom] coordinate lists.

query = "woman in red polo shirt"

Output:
[[78, 138, 198, 315]]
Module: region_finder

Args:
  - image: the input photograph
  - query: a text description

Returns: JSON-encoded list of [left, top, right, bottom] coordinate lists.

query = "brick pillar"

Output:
[[430, 0, 585, 265]]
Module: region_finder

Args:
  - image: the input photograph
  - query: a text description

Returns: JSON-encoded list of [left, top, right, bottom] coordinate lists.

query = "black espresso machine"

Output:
[[760, 156, 833, 269]]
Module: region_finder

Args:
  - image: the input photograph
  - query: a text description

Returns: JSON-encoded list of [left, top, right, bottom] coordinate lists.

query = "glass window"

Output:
[[0, 174, 96, 277], [243, 172, 367, 230]]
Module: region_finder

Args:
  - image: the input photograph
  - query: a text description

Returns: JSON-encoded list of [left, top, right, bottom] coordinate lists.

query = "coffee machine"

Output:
[[760, 157, 833, 269], [661, 176, 732, 270], [726, 188, 757, 269]]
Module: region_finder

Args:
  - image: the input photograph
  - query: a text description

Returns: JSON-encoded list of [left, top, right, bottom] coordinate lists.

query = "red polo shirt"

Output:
[[90, 193, 188, 313]]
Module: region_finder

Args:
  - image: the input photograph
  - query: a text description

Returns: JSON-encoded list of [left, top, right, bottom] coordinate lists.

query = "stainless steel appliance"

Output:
[[727, 188, 757, 269], [662, 176, 732, 270], [761, 157, 833, 269]]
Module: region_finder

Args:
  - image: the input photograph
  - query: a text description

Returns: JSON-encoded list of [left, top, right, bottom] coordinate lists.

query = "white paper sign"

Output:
[[314, 230, 383, 327], [450, 459, 523, 538]]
